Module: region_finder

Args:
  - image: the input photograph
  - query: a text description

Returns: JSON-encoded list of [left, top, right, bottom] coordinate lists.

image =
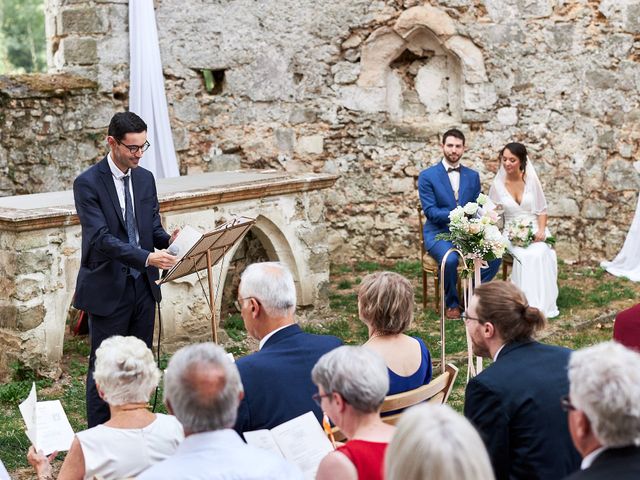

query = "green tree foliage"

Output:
[[0, 0, 46, 74]]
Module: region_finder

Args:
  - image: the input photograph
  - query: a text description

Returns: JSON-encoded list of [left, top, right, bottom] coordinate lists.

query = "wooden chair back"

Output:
[[330, 363, 459, 440], [380, 362, 459, 425]]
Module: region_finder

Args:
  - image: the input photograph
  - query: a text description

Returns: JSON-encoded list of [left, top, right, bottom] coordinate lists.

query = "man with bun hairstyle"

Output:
[[463, 281, 580, 480]]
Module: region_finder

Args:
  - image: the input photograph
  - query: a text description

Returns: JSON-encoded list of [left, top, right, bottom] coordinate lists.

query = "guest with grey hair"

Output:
[[233, 262, 342, 435], [312, 346, 394, 480], [27, 336, 183, 480], [563, 341, 640, 479], [138, 342, 302, 479], [385, 404, 495, 480]]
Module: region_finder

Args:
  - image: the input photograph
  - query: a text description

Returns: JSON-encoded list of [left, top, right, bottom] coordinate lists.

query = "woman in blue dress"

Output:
[[358, 271, 432, 395]]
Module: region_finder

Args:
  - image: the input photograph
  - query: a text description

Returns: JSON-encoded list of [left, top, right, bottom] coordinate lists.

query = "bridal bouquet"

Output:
[[436, 194, 507, 262], [505, 217, 556, 248]]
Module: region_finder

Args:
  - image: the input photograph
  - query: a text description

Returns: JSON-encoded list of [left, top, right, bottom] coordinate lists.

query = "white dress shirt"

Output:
[[581, 446, 606, 470], [107, 153, 139, 245], [137, 429, 303, 480], [259, 324, 295, 350], [442, 158, 461, 200]]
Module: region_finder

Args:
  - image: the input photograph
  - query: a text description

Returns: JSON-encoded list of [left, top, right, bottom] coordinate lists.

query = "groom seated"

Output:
[[418, 128, 500, 318]]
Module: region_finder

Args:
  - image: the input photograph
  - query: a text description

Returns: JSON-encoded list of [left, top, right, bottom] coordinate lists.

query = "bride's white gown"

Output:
[[502, 192, 560, 318]]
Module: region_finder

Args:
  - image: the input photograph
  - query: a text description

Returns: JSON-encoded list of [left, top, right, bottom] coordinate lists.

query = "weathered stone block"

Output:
[[14, 275, 44, 302], [394, 5, 456, 37], [582, 200, 608, 219], [296, 135, 324, 155], [289, 109, 317, 124], [549, 198, 580, 217], [332, 62, 360, 85], [339, 86, 387, 112], [275, 129, 295, 153], [0, 306, 17, 328], [16, 250, 52, 274], [497, 107, 518, 126], [59, 8, 107, 35], [61, 37, 98, 65]]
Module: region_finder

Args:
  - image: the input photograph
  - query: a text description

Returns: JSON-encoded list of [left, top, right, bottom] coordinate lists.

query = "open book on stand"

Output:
[[243, 411, 334, 479]]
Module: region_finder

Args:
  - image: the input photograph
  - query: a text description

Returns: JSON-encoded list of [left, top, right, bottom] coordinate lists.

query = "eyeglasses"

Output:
[[462, 312, 481, 324], [312, 392, 333, 407], [560, 395, 576, 412], [116, 138, 151, 154], [234, 297, 261, 313]]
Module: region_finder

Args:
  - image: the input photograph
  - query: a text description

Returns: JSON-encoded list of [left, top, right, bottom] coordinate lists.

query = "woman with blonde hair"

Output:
[[27, 336, 183, 480], [358, 271, 432, 395], [385, 404, 495, 480]]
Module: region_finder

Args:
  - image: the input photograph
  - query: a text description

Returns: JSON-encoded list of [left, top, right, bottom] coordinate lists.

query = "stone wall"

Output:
[[1, 0, 639, 263]]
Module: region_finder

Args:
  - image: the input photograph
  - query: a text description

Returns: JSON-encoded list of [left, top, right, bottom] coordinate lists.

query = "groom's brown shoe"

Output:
[[445, 307, 462, 319]]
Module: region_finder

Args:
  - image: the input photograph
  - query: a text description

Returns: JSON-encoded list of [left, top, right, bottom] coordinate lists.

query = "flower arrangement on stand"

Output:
[[436, 193, 508, 276], [435, 193, 508, 380]]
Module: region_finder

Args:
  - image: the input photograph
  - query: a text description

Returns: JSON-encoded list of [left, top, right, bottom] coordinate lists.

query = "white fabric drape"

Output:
[[601, 162, 640, 281], [601, 193, 640, 282], [129, 0, 180, 179]]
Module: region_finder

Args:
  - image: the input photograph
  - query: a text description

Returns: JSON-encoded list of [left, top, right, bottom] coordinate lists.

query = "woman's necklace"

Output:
[[118, 403, 149, 412], [365, 331, 387, 344]]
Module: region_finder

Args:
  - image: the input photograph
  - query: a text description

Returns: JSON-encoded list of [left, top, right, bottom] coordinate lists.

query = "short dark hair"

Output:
[[501, 142, 528, 173], [474, 281, 546, 343], [108, 112, 147, 141], [442, 128, 465, 146]]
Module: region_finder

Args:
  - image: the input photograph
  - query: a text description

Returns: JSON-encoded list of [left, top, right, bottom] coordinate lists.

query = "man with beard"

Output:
[[463, 281, 581, 480], [418, 129, 500, 319]]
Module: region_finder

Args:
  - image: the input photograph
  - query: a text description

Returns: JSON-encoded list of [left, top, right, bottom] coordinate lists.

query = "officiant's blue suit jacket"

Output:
[[464, 341, 581, 480], [73, 156, 170, 316], [234, 324, 342, 436], [418, 162, 481, 251]]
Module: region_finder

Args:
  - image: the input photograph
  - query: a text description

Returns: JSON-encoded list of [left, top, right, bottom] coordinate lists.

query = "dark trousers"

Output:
[[85, 273, 156, 428], [428, 240, 501, 308]]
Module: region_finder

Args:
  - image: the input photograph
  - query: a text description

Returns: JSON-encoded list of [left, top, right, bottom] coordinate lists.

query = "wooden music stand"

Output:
[[157, 216, 256, 343]]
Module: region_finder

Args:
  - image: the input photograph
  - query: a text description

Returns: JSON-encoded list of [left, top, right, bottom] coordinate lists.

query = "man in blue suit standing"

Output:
[[73, 112, 179, 427], [418, 128, 500, 318], [463, 281, 581, 480], [234, 262, 342, 435]]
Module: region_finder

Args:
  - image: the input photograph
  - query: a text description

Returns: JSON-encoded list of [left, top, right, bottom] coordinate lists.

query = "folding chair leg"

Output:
[[434, 276, 440, 314], [502, 261, 508, 281], [422, 270, 428, 310]]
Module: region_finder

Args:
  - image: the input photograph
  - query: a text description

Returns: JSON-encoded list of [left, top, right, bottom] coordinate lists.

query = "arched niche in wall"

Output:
[[339, 5, 494, 124], [215, 214, 309, 324]]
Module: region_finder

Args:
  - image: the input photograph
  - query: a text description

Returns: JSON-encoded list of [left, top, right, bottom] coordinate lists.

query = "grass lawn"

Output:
[[1, 261, 637, 478]]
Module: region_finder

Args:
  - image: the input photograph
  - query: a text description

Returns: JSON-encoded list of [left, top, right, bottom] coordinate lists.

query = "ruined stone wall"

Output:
[[1, 0, 639, 263]]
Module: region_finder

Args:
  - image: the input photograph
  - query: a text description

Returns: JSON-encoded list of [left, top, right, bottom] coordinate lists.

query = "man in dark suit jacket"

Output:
[[233, 262, 342, 435], [463, 281, 581, 480], [418, 129, 500, 319], [563, 341, 640, 479], [73, 112, 179, 427]]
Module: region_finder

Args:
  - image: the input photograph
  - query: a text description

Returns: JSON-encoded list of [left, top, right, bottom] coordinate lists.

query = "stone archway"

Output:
[[339, 5, 495, 123]]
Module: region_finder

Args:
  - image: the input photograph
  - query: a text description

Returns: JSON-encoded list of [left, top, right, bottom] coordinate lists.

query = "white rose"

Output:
[[463, 203, 479, 216], [477, 193, 488, 206]]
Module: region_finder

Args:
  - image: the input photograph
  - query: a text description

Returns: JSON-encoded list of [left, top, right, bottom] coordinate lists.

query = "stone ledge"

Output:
[[0, 73, 97, 99], [0, 170, 339, 232]]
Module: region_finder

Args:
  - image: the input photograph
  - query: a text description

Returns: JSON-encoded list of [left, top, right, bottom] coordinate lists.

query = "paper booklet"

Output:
[[18, 382, 75, 455], [243, 411, 334, 479], [166, 225, 203, 260]]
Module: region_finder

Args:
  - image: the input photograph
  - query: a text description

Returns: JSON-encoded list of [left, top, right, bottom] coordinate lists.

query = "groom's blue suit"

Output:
[[418, 161, 500, 308]]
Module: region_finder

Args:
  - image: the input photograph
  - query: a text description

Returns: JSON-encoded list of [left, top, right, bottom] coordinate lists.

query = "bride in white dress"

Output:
[[489, 143, 559, 318]]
